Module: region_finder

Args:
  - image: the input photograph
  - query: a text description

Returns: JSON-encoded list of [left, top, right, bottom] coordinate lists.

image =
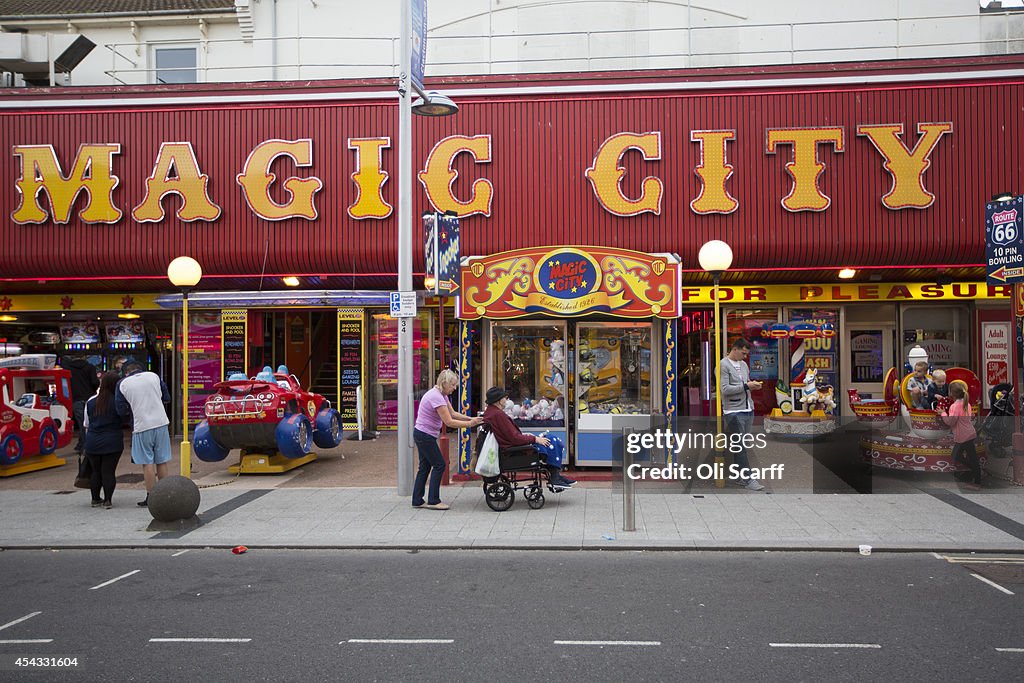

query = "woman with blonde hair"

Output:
[[412, 369, 482, 509], [939, 380, 981, 490]]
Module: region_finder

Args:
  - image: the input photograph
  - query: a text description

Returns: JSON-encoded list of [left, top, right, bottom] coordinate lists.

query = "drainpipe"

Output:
[[270, 0, 278, 81]]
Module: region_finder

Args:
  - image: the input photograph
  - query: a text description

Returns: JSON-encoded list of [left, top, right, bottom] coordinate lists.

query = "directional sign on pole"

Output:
[[410, 0, 427, 94], [986, 195, 1024, 285], [423, 211, 460, 297]]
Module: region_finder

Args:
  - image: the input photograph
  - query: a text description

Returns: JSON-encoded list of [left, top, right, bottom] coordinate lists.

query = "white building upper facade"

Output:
[[0, 0, 1022, 86]]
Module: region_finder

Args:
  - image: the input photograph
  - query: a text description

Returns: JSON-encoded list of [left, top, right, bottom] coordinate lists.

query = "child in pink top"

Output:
[[939, 381, 981, 489]]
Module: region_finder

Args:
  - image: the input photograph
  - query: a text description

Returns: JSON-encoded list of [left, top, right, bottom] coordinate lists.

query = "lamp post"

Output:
[[698, 240, 733, 488], [167, 256, 202, 479], [397, 1, 459, 496]]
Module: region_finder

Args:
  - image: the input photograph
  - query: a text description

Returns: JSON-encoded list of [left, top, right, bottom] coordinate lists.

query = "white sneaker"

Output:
[[745, 479, 765, 491]]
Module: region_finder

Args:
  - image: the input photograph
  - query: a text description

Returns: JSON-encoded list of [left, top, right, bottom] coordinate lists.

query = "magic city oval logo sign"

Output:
[[534, 249, 601, 300]]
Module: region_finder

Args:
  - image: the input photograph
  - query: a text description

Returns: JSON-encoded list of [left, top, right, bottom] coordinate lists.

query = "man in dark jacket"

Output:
[[62, 356, 99, 453], [482, 386, 575, 489]]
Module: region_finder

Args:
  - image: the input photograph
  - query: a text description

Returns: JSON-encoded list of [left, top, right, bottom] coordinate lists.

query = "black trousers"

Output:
[[951, 440, 981, 485], [87, 451, 122, 502]]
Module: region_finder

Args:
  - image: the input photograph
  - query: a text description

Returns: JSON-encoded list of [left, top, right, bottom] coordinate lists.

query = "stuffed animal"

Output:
[[547, 340, 565, 389], [818, 386, 836, 414]]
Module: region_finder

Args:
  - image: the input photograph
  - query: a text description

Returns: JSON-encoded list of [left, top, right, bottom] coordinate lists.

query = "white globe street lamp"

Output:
[[167, 256, 202, 478]]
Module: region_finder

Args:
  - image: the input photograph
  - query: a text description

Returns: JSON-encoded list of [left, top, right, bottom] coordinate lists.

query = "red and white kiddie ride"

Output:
[[853, 365, 987, 474], [0, 354, 74, 476], [192, 365, 343, 474]]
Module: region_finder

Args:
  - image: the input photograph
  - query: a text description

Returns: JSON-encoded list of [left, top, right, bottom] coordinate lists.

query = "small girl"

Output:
[[939, 380, 981, 490]]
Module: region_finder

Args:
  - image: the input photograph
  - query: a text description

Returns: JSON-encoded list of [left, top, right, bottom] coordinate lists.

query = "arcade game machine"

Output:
[[58, 321, 104, 375], [105, 319, 150, 373]]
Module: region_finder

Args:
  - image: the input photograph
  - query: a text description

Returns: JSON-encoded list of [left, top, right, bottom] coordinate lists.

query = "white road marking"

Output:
[[995, 648, 1024, 653], [0, 612, 41, 632], [344, 639, 454, 644], [149, 638, 252, 643], [554, 640, 661, 646], [970, 573, 1015, 595], [90, 570, 140, 590], [0, 639, 53, 644], [171, 549, 191, 557], [940, 554, 1024, 565], [769, 643, 881, 649]]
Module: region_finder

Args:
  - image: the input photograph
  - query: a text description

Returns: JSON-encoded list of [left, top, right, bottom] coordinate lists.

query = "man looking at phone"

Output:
[[721, 338, 766, 491]]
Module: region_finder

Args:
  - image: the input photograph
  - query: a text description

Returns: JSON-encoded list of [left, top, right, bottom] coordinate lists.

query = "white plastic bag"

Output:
[[475, 431, 500, 477]]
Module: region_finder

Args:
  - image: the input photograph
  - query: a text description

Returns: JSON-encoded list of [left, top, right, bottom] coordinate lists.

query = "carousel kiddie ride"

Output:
[[0, 354, 74, 475], [193, 365, 343, 474], [762, 322, 838, 439], [851, 351, 986, 473]]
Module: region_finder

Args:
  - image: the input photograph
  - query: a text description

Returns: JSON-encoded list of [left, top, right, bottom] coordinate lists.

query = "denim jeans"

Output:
[[412, 428, 445, 506], [724, 410, 754, 482]]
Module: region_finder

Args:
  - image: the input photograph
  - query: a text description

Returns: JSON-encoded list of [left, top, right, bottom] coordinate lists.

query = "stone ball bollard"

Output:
[[148, 475, 201, 522]]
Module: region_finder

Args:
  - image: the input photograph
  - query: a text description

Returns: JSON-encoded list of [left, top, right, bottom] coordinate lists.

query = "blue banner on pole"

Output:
[[423, 212, 460, 296], [411, 0, 427, 93], [986, 195, 1024, 285]]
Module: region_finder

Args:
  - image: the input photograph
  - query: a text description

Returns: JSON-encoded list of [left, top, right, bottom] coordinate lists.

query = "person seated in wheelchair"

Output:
[[482, 386, 576, 490]]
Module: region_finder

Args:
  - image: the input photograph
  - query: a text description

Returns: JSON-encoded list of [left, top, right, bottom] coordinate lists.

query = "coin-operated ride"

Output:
[[0, 354, 74, 476], [193, 365, 342, 474]]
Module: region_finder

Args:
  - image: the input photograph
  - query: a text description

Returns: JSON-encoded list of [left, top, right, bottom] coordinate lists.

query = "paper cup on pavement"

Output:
[[858, 544, 871, 556]]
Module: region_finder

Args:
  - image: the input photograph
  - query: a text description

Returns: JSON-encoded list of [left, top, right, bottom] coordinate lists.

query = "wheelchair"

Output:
[[476, 424, 567, 512]]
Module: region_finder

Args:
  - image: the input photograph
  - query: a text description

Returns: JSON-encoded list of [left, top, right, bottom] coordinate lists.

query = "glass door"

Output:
[[846, 327, 894, 400]]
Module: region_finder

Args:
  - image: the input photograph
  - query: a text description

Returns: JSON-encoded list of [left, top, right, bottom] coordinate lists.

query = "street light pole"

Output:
[[397, 0, 415, 496], [167, 256, 202, 479], [699, 240, 733, 489]]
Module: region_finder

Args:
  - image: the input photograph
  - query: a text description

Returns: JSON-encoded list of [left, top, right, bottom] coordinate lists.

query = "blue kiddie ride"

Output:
[[476, 425, 567, 511], [193, 365, 343, 474]]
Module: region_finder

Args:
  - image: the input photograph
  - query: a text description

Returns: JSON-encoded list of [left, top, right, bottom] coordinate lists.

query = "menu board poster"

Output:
[[789, 308, 839, 394], [221, 309, 248, 380], [337, 308, 364, 430], [376, 399, 421, 430], [186, 311, 222, 426]]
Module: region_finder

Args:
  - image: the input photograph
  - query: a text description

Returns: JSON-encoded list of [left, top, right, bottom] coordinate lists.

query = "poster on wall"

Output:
[[981, 321, 1011, 409], [221, 309, 247, 379], [337, 308, 364, 431], [748, 340, 778, 381], [186, 311, 222, 427], [789, 308, 839, 399], [850, 331, 883, 383]]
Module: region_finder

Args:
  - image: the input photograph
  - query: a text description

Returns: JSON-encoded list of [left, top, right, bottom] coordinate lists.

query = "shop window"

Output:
[[901, 305, 969, 370], [153, 46, 197, 84], [369, 312, 430, 430], [576, 322, 652, 417], [491, 322, 566, 428], [725, 309, 780, 415]]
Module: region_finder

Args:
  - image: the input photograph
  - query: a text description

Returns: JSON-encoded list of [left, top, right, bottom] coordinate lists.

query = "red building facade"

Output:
[[1, 55, 1021, 452]]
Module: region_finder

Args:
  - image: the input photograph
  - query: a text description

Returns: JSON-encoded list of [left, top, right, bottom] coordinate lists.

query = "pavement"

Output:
[[2, 433, 1024, 553]]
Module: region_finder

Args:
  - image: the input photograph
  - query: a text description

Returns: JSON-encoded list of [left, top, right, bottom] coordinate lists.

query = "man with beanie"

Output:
[[115, 360, 171, 507], [63, 356, 99, 453], [482, 386, 575, 490]]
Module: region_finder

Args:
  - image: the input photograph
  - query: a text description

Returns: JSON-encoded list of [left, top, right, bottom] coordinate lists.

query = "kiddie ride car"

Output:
[[0, 354, 73, 476], [193, 365, 343, 474]]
